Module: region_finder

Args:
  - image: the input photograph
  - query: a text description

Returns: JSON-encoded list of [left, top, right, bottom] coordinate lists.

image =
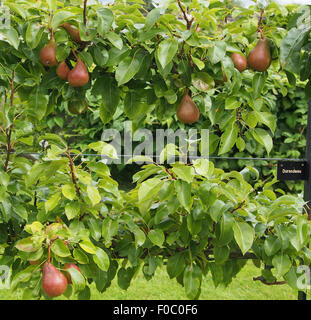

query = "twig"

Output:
[[83, 0, 88, 26], [257, 9, 265, 39], [4, 70, 15, 173], [66, 146, 81, 197], [231, 200, 246, 213], [177, 0, 194, 30], [253, 276, 286, 286]]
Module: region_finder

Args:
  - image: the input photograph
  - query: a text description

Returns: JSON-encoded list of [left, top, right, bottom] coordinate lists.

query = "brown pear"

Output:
[[68, 99, 88, 115], [177, 93, 200, 124], [60, 23, 82, 43], [42, 262, 68, 298], [247, 37, 271, 72], [40, 39, 58, 67], [231, 53, 247, 72], [56, 61, 70, 80], [64, 263, 82, 284], [68, 59, 89, 87]]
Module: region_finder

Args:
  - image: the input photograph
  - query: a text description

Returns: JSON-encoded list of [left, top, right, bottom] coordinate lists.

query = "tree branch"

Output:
[[177, 0, 194, 30], [66, 147, 81, 197], [83, 0, 88, 26], [4, 70, 15, 173], [253, 276, 286, 286]]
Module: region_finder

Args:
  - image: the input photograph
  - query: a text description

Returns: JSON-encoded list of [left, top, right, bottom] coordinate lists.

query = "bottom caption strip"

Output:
[[112, 303, 199, 318]]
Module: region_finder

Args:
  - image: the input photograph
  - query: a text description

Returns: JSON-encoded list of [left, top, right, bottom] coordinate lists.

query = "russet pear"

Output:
[[177, 93, 200, 124], [68, 59, 89, 87], [247, 37, 271, 72], [42, 262, 68, 298], [231, 53, 247, 72], [56, 61, 70, 80], [40, 39, 58, 67], [60, 23, 82, 43]]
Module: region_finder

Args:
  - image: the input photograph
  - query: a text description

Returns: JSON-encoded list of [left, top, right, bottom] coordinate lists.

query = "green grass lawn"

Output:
[[0, 261, 301, 300]]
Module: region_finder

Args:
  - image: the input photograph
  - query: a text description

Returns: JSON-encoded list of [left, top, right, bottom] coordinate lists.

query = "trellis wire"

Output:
[[0, 152, 306, 162]]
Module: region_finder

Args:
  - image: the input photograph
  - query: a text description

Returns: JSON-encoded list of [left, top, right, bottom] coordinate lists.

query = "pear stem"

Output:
[[50, 28, 54, 41], [71, 49, 79, 61], [257, 9, 265, 39], [83, 0, 88, 25], [48, 244, 51, 263]]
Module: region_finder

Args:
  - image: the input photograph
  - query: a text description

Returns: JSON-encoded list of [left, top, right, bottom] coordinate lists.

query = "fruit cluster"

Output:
[[176, 36, 271, 125], [39, 24, 89, 115]]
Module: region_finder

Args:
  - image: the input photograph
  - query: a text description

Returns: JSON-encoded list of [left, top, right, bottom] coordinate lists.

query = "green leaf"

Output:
[[88, 218, 102, 241], [12, 203, 28, 220], [51, 11, 76, 29], [51, 239, 71, 257], [216, 212, 234, 246], [73, 248, 89, 264], [148, 229, 165, 247], [97, 8, 114, 36], [255, 111, 276, 133], [117, 267, 135, 290], [62, 184, 76, 200], [65, 202, 80, 220], [87, 185, 101, 206], [252, 72, 267, 98], [47, 0, 56, 10], [138, 178, 164, 214], [98, 76, 120, 123], [115, 51, 142, 85], [106, 32, 123, 50], [79, 240, 97, 254], [93, 247, 110, 272], [78, 286, 91, 300], [280, 26, 311, 74], [28, 90, 49, 121], [66, 268, 85, 292], [15, 237, 42, 252], [167, 253, 185, 279], [233, 221, 255, 255], [183, 264, 202, 300], [45, 192, 61, 213], [87, 141, 118, 159], [264, 236, 281, 257], [218, 124, 239, 155], [192, 159, 214, 178], [156, 38, 178, 69], [25, 23, 44, 49], [208, 41, 226, 64], [209, 200, 226, 223], [0, 28, 20, 49], [175, 180, 192, 212], [225, 97, 241, 110], [133, 227, 146, 247], [102, 218, 119, 243], [272, 253, 292, 277], [171, 164, 195, 183], [252, 128, 273, 154], [124, 91, 145, 119], [145, 8, 161, 30], [214, 246, 230, 265]]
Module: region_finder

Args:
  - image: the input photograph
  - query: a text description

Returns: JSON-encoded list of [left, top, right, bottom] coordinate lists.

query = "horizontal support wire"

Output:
[[0, 152, 306, 162]]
